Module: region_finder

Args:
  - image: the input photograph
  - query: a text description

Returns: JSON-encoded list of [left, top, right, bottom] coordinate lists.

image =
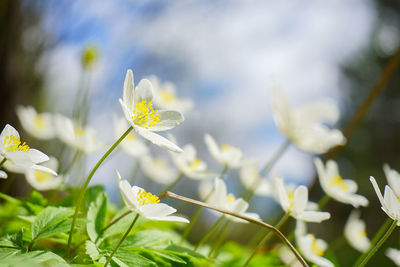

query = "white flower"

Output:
[[140, 155, 179, 185], [198, 179, 213, 200], [114, 116, 149, 158], [239, 162, 272, 197], [116, 170, 189, 223], [0, 124, 56, 175], [25, 157, 62, 191], [370, 176, 400, 225], [383, 164, 400, 197], [273, 176, 330, 223], [204, 134, 243, 168], [344, 210, 370, 253], [169, 137, 214, 179], [386, 248, 400, 266], [314, 158, 368, 208], [54, 114, 102, 153], [16, 105, 56, 140], [206, 178, 260, 223], [0, 170, 7, 179], [271, 86, 346, 154], [119, 70, 184, 153], [278, 246, 303, 267], [147, 75, 193, 113], [295, 221, 334, 267]]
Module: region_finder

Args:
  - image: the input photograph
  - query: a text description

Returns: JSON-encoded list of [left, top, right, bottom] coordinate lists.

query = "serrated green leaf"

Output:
[[85, 240, 100, 261], [0, 250, 69, 266], [121, 230, 176, 249], [31, 206, 74, 241], [166, 244, 206, 259], [87, 192, 107, 243], [135, 248, 187, 264], [0, 230, 24, 250], [112, 249, 157, 267], [0, 247, 20, 259]]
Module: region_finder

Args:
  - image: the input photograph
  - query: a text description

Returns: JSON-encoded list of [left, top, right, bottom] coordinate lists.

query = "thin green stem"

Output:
[[66, 126, 133, 257], [209, 219, 230, 258], [243, 212, 291, 267], [353, 217, 392, 266], [61, 150, 81, 175], [159, 172, 184, 195], [318, 195, 331, 210], [104, 213, 140, 267], [355, 220, 397, 267], [180, 165, 228, 241], [194, 216, 225, 251], [0, 158, 6, 168], [245, 139, 290, 201]]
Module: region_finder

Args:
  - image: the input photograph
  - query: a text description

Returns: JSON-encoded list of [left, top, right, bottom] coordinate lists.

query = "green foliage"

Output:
[[87, 192, 107, 243]]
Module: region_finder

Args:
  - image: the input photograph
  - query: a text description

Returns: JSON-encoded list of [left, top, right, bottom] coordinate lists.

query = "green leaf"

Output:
[[0, 250, 69, 266], [87, 192, 107, 243], [111, 249, 157, 267], [86, 240, 100, 261], [121, 230, 177, 249], [0, 230, 24, 249], [31, 206, 74, 241]]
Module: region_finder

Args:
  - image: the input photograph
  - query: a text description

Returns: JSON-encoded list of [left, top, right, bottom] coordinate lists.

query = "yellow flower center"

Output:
[[3, 135, 30, 153], [221, 144, 232, 151], [160, 91, 177, 103], [359, 229, 367, 238], [227, 193, 236, 202], [35, 170, 53, 182], [311, 235, 324, 256], [136, 189, 160, 205], [126, 132, 136, 141], [287, 192, 295, 207], [74, 126, 86, 137], [34, 115, 45, 129], [189, 158, 201, 171], [132, 100, 161, 129], [329, 175, 348, 191]]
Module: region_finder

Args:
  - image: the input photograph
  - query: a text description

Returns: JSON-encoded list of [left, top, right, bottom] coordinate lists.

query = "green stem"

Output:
[[159, 172, 184, 195], [243, 213, 291, 267], [318, 195, 331, 210], [194, 216, 225, 251], [245, 139, 290, 201], [353, 217, 393, 266], [0, 158, 6, 168], [104, 213, 140, 267], [61, 150, 81, 175], [209, 219, 231, 258], [355, 220, 397, 267], [180, 165, 228, 241], [66, 126, 133, 257]]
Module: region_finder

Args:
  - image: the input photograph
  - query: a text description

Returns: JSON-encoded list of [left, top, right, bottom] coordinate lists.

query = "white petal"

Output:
[[204, 134, 221, 163], [0, 170, 7, 179], [119, 99, 134, 124], [123, 69, 135, 111], [292, 186, 308, 216], [140, 203, 176, 217], [1, 124, 20, 142], [275, 177, 290, 212], [296, 99, 339, 124], [30, 165, 57, 176], [297, 211, 331, 223], [149, 110, 184, 132], [134, 126, 182, 153], [134, 79, 153, 104], [28, 149, 49, 164], [370, 176, 386, 209], [145, 215, 189, 223]]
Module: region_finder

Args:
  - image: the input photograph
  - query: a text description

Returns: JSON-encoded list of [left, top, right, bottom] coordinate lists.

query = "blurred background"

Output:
[[1, 0, 400, 265]]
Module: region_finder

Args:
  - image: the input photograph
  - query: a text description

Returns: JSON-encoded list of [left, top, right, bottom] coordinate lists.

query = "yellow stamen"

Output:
[[227, 193, 236, 202], [311, 235, 324, 256], [330, 175, 348, 191], [132, 100, 161, 129], [136, 189, 160, 205], [287, 192, 295, 207], [3, 135, 30, 153], [126, 133, 136, 141], [189, 158, 201, 171], [160, 91, 177, 103], [359, 229, 367, 238], [74, 126, 86, 137], [35, 170, 53, 182], [34, 115, 45, 129], [221, 144, 232, 151]]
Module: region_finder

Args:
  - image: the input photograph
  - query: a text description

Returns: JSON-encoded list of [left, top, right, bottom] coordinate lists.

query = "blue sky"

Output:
[[31, 1, 376, 203]]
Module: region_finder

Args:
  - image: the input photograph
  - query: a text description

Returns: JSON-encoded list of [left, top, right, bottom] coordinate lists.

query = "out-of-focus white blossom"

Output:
[[344, 210, 370, 252], [386, 248, 400, 266], [140, 155, 179, 185], [314, 158, 368, 208], [239, 162, 272, 197], [271, 86, 346, 154], [16, 106, 56, 140], [114, 116, 149, 158], [204, 134, 243, 168], [25, 157, 62, 191], [383, 164, 400, 197]]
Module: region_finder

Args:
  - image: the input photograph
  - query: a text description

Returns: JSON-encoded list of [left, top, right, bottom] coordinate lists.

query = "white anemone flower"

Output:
[[0, 170, 7, 179], [370, 176, 400, 225], [344, 210, 370, 252], [169, 138, 214, 179], [206, 178, 260, 223], [147, 75, 193, 113], [116, 170, 189, 223], [16, 106, 56, 140], [25, 157, 62, 191], [0, 124, 56, 175], [119, 70, 184, 153], [54, 114, 102, 153], [295, 221, 334, 267], [386, 248, 400, 266], [204, 134, 243, 168], [239, 162, 272, 197], [140, 155, 179, 185], [271, 86, 346, 154], [383, 164, 400, 197], [314, 158, 368, 208], [279, 246, 302, 267], [114, 116, 149, 158], [273, 176, 330, 223]]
